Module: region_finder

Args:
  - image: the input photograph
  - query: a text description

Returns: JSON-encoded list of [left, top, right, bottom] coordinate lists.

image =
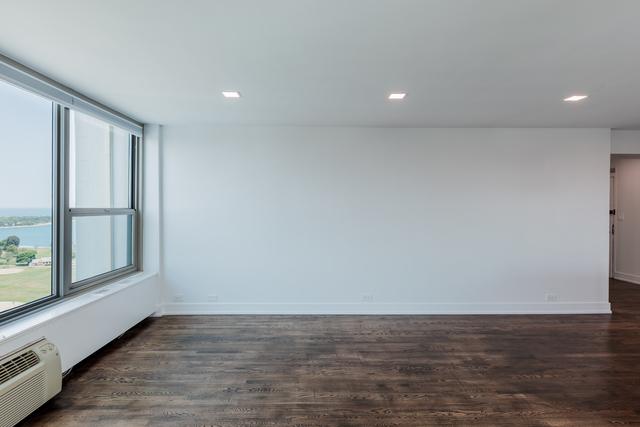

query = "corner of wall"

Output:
[[142, 124, 164, 315]]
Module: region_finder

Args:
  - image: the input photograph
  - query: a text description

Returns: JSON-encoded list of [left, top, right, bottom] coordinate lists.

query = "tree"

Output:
[[5, 235, 20, 247], [16, 250, 37, 266]]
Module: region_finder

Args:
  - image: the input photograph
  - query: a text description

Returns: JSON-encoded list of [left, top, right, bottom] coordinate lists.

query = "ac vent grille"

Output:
[[0, 370, 46, 427], [0, 350, 40, 385]]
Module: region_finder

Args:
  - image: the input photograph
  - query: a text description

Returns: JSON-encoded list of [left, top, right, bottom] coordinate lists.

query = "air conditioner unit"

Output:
[[0, 338, 61, 427]]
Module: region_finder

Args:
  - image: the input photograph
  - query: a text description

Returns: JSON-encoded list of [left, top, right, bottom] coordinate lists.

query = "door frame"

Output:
[[610, 170, 616, 279]]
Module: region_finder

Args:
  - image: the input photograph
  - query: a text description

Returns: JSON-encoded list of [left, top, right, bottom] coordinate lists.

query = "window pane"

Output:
[[69, 110, 131, 208], [0, 80, 53, 314], [72, 215, 133, 283]]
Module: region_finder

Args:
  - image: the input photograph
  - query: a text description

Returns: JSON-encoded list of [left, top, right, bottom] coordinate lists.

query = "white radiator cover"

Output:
[[0, 339, 61, 427], [0, 273, 159, 372]]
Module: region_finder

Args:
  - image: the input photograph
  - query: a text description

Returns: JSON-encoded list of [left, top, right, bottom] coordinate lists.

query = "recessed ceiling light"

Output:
[[222, 91, 241, 98], [388, 93, 406, 100], [564, 95, 588, 102]]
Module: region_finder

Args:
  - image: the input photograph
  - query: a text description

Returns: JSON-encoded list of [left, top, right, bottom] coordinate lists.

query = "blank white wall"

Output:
[[161, 127, 611, 314], [612, 130, 640, 154], [142, 125, 162, 285], [612, 157, 640, 284]]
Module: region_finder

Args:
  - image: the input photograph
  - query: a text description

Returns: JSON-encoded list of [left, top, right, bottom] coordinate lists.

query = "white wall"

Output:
[[612, 130, 640, 154], [143, 124, 164, 310], [612, 157, 640, 284], [161, 127, 611, 314]]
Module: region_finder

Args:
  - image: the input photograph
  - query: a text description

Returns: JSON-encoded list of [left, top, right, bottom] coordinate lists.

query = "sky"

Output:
[[0, 79, 52, 210]]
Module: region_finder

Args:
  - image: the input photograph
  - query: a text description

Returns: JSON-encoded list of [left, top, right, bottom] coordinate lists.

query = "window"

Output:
[[69, 111, 131, 209], [0, 80, 55, 316], [0, 55, 142, 322], [71, 215, 133, 283], [67, 111, 139, 291]]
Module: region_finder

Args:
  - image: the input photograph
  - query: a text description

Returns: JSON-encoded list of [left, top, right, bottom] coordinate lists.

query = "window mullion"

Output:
[[60, 107, 72, 296]]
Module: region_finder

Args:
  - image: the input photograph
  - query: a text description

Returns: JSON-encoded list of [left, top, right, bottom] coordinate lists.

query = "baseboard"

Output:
[[614, 271, 640, 285], [151, 303, 165, 317], [161, 301, 611, 315]]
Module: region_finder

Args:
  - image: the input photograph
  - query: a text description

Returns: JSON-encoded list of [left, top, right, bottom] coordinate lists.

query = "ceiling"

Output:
[[1, 0, 640, 128]]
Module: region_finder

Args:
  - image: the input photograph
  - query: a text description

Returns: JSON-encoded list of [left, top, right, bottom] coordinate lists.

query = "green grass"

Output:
[[35, 247, 51, 257], [0, 267, 51, 302], [0, 245, 53, 304]]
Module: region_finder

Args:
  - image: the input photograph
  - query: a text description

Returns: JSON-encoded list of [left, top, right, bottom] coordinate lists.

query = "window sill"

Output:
[[0, 271, 156, 344]]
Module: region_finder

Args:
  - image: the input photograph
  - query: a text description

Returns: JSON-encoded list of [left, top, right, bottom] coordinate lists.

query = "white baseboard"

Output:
[[151, 303, 165, 317], [614, 271, 640, 285], [161, 301, 611, 315]]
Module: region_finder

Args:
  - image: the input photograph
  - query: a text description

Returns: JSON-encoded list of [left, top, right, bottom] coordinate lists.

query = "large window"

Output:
[[0, 58, 142, 322], [0, 80, 55, 315]]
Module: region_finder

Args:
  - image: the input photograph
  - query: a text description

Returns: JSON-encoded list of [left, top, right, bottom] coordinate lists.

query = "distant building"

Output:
[[30, 257, 51, 267]]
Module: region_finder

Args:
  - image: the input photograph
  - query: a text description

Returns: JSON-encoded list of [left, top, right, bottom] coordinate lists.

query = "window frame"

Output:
[[0, 103, 62, 322], [0, 53, 143, 324], [63, 111, 141, 294]]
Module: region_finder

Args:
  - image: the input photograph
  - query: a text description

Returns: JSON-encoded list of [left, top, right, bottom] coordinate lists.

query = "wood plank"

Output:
[[19, 279, 640, 426]]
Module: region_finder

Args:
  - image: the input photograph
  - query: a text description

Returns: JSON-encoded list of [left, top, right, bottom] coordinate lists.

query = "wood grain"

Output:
[[19, 279, 640, 426]]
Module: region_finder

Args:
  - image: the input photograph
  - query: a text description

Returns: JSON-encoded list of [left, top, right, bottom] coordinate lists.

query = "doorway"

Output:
[[610, 170, 615, 278], [610, 155, 640, 285]]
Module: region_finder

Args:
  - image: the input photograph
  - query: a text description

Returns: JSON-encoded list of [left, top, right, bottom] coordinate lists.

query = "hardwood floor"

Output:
[[20, 279, 640, 426]]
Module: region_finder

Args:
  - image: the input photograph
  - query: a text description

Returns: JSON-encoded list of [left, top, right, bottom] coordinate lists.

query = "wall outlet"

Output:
[[207, 294, 219, 302], [545, 293, 558, 302], [362, 294, 374, 303], [173, 294, 184, 303]]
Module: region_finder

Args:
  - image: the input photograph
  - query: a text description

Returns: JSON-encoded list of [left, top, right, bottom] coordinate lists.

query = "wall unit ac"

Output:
[[0, 338, 61, 427]]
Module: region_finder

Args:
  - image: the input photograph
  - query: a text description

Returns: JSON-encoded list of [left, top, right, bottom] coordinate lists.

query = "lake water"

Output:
[[0, 208, 52, 248]]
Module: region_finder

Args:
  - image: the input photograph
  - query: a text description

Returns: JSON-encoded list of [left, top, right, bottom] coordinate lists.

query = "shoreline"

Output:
[[0, 222, 51, 229]]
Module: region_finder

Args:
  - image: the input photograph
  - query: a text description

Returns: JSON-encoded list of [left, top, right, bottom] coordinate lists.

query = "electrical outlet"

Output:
[[545, 293, 558, 302], [207, 294, 219, 302], [173, 294, 184, 303], [362, 294, 374, 303]]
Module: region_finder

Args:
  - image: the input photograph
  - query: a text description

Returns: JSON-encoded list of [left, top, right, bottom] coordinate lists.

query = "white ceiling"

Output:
[[1, 0, 640, 128]]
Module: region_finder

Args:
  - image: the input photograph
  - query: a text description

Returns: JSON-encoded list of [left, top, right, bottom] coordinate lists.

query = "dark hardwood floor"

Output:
[[20, 279, 640, 426]]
